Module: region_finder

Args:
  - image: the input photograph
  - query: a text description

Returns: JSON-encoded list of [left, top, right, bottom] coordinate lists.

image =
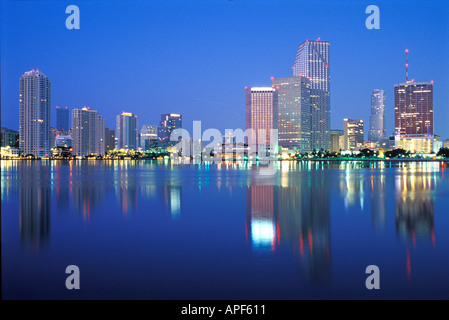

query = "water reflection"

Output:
[[18, 162, 50, 250]]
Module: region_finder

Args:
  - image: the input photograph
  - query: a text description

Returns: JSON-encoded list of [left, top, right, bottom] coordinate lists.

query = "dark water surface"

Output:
[[2, 160, 449, 299]]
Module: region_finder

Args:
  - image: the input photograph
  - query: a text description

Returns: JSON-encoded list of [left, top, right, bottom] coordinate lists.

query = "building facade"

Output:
[[116, 112, 138, 150], [72, 107, 105, 156], [368, 89, 386, 142], [272, 76, 311, 153], [104, 127, 116, 152], [344, 119, 364, 151], [394, 81, 433, 153], [158, 114, 182, 148], [293, 40, 330, 151], [56, 106, 70, 133], [245, 87, 278, 152], [140, 125, 157, 149], [19, 69, 51, 157], [330, 129, 344, 153]]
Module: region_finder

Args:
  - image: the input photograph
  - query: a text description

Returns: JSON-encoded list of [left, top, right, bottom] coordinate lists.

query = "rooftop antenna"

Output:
[[405, 49, 409, 82]]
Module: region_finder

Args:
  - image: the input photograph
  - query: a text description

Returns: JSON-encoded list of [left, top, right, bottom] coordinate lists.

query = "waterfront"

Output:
[[2, 160, 449, 299]]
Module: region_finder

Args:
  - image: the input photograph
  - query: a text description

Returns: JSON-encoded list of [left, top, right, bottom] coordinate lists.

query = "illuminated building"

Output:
[[19, 69, 51, 157], [394, 81, 433, 153], [104, 127, 115, 152], [158, 114, 182, 148], [330, 129, 344, 153], [272, 76, 311, 152], [72, 107, 105, 156], [368, 89, 386, 142], [140, 125, 157, 149], [293, 39, 330, 151], [245, 87, 278, 153], [1, 127, 19, 148], [56, 106, 70, 132], [116, 111, 138, 150], [344, 119, 364, 151]]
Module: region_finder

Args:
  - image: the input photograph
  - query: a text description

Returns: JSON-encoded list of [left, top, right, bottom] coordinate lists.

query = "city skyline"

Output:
[[1, 1, 448, 141]]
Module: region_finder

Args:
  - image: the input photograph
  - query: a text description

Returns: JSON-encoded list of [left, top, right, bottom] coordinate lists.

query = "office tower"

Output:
[[293, 40, 330, 151], [368, 89, 386, 142], [72, 107, 105, 156], [56, 106, 70, 132], [158, 114, 182, 148], [140, 125, 157, 148], [245, 87, 278, 151], [272, 76, 311, 152], [19, 69, 51, 157], [104, 127, 115, 152], [330, 129, 344, 153], [394, 81, 434, 153], [116, 112, 138, 150], [344, 119, 364, 151]]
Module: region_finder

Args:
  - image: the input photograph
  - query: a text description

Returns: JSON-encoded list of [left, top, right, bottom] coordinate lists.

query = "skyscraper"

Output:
[[116, 112, 138, 150], [104, 127, 115, 152], [272, 76, 311, 152], [158, 114, 182, 148], [140, 125, 157, 148], [56, 106, 70, 133], [293, 40, 330, 151], [19, 69, 51, 157], [72, 107, 105, 156], [344, 119, 364, 151], [394, 81, 433, 153], [330, 129, 344, 153], [368, 89, 386, 142], [245, 87, 278, 152]]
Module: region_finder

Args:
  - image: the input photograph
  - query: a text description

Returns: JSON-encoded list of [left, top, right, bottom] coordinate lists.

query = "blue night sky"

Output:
[[1, 0, 448, 139]]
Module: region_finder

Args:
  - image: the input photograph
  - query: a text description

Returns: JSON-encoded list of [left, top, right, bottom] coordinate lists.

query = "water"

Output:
[[2, 160, 449, 300]]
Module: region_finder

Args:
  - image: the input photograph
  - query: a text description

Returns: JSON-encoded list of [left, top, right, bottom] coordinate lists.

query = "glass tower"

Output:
[[293, 40, 330, 151], [368, 89, 386, 142]]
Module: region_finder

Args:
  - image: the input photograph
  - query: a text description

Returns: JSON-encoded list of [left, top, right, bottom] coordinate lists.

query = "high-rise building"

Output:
[[104, 127, 115, 152], [158, 114, 182, 148], [116, 112, 138, 150], [19, 69, 51, 157], [368, 89, 386, 142], [272, 76, 311, 152], [293, 40, 330, 151], [330, 129, 344, 153], [56, 106, 70, 133], [245, 87, 278, 152], [140, 125, 157, 149], [1, 127, 19, 148], [72, 107, 105, 156], [394, 81, 433, 153], [344, 119, 364, 151]]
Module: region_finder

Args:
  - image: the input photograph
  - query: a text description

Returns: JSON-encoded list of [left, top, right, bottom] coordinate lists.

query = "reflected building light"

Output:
[[170, 188, 181, 219], [251, 219, 275, 251]]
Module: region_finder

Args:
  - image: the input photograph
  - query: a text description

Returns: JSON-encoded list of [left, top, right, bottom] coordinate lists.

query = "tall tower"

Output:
[[368, 89, 386, 142], [245, 87, 278, 152], [157, 114, 182, 148], [272, 76, 311, 152], [72, 107, 105, 156], [116, 111, 138, 150], [394, 50, 434, 153], [293, 40, 330, 151], [56, 106, 70, 132], [19, 69, 51, 157]]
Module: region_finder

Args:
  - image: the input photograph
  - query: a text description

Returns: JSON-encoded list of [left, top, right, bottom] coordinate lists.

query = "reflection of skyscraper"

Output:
[[246, 185, 275, 252], [275, 172, 331, 285], [19, 164, 50, 248], [162, 185, 182, 219], [293, 40, 330, 151], [395, 174, 435, 241], [369, 174, 387, 232]]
